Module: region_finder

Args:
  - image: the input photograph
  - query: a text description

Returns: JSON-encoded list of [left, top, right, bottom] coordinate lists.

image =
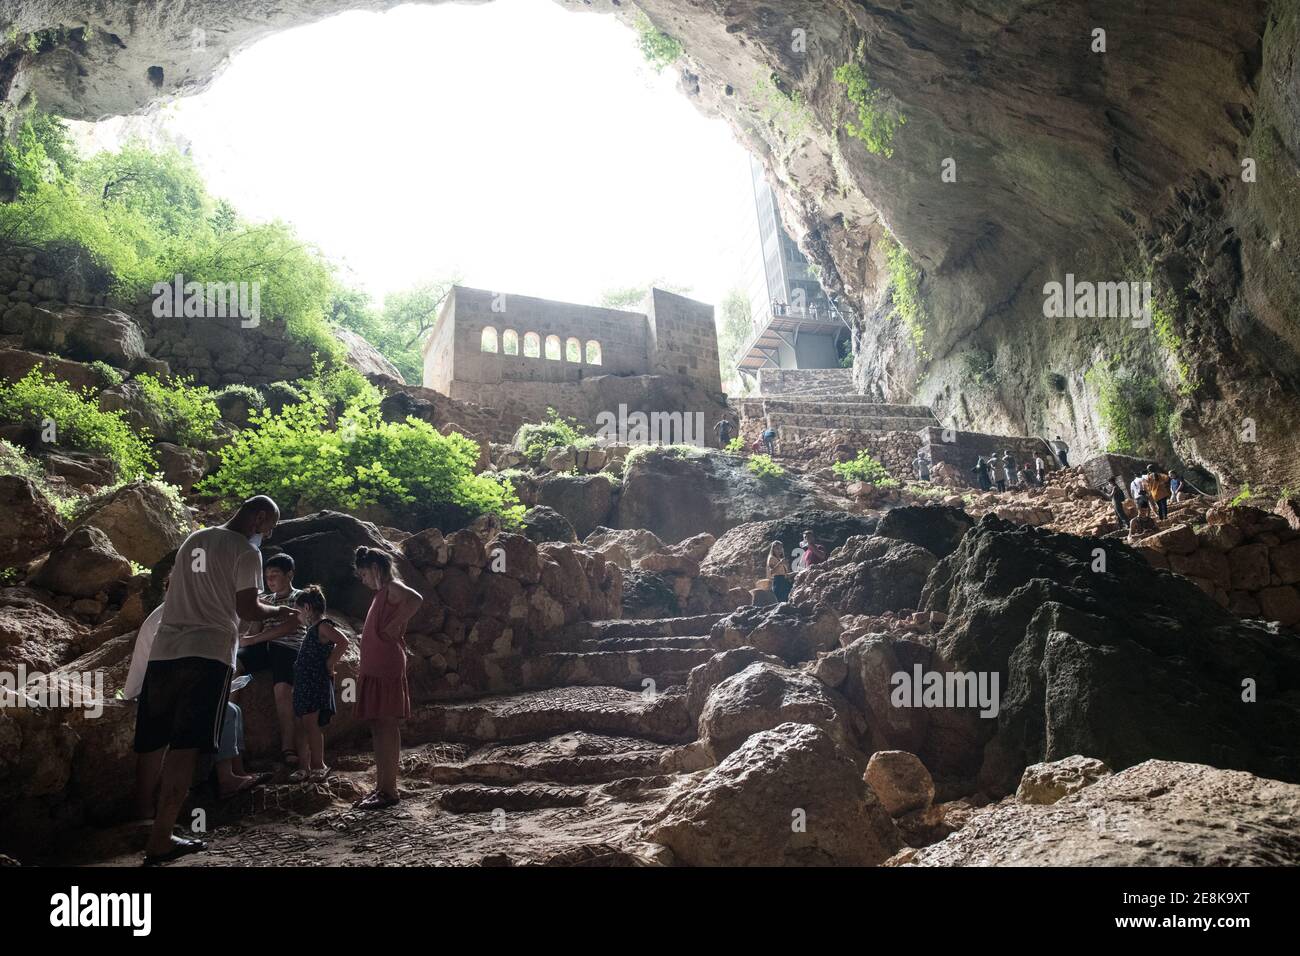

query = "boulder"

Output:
[[73, 479, 194, 567], [401, 528, 448, 570], [616, 448, 846, 545], [520, 506, 577, 544], [153, 442, 208, 494], [1015, 755, 1113, 805], [697, 661, 856, 761], [621, 569, 681, 619], [916, 514, 1300, 792], [639, 722, 901, 866], [865, 750, 935, 816], [32, 526, 131, 598], [1257, 585, 1300, 626], [40, 450, 115, 486], [265, 512, 437, 629], [22, 305, 148, 368], [0, 475, 64, 567], [488, 532, 542, 586], [874, 505, 974, 559], [0, 348, 104, 392], [332, 326, 404, 382], [0, 588, 87, 672], [536, 474, 615, 539], [636, 552, 699, 576], [840, 634, 934, 756], [789, 536, 937, 616], [1139, 522, 1198, 555], [97, 381, 172, 442], [684, 646, 784, 721], [583, 526, 667, 568], [907, 760, 1300, 866], [711, 602, 842, 663], [698, 509, 878, 592]]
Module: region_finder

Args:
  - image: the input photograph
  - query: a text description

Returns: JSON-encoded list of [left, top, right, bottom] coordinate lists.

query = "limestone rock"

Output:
[[153, 442, 208, 494], [520, 506, 577, 544], [583, 526, 667, 568], [865, 750, 935, 816], [909, 760, 1300, 866], [1015, 755, 1113, 805], [790, 535, 937, 616], [711, 602, 841, 663], [684, 646, 784, 722], [32, 526, 131, 598], [536, 473, 614, 540], [23, 305, 147, 368], [698, 509, 877, 592], [639, 722, 901, 866], [332, 326, 404, 382], [73, 479, 193, 566], [874, 505, 975, 559], [697, 661, 856, 761], [0, 475, 64, 567]]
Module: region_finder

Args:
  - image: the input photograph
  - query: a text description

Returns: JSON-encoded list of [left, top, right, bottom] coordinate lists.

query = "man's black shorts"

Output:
[[238, 641, 297, 685], [133, 657, 232, 754]]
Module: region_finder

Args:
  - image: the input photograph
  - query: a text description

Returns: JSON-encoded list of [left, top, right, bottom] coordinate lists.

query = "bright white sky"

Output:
[[82, 0, 761, 312]]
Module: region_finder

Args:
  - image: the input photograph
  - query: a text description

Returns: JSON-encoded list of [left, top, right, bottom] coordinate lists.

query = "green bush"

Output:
[[213, 384, 266, 412], [298, 358, 382, 415], [515, 408, 593, 465], [88, 360, 124, 387], [0, 368, 155, 477], [197, 396, 523, 528], [725, 436, 746, 454], [0, 116, 342, 361], [0, 437, 80, 519], [746, 454, 786, 482], [135, 373, 220, 448], [834, 42, 906, 158], [1151, 300, 1200, 395], [832, 450, 899, 488]]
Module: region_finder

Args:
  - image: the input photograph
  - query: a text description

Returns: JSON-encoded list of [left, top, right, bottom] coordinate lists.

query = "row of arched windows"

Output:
[[480, 327, 602, 365]]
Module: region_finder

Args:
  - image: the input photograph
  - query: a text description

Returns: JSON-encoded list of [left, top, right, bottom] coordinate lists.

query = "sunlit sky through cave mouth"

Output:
[[73, 0, 761, 313]]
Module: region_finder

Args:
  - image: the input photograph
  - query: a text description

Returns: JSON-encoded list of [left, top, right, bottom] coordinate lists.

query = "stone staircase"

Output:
[[738, 393, 940, 440]]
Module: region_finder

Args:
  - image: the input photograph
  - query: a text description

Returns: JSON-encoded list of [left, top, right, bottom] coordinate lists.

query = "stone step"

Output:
[[748, 399, 938, 418], [765, 412, 938, 431], [404, 685, 694, 746], [403, 732, 698, 786], [753, 392, 921, 406], [520, 648, 716, 690], [561, 614, 725, 641], [771, 423, 930, 441], [572, 634, 714, 651]]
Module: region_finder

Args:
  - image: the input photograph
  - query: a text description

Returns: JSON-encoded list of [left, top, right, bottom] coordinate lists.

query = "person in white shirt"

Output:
[[133, 495, 298, 865], [1034, 454, 1046, 484]]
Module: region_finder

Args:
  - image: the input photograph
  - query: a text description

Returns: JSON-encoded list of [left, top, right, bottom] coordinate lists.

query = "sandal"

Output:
[[219, 772, 273, 800], [355, 790, 400, 811], [143, 836, 207, 866]]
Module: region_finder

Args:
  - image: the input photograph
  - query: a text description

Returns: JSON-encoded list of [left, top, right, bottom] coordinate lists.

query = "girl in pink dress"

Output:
[[352, 547, 423, 810]]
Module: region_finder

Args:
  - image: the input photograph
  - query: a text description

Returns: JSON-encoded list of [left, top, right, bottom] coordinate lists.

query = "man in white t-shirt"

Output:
[[133, 495, 299, 865]]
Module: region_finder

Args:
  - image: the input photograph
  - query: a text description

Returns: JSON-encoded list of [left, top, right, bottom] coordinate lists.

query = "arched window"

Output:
[[565, 337, 582, 363], [502, 329, 519, 355], [545, 334, 561, 360], [523, 331, 541, 358], [585, 340, 602, 365], [480, 326, 498, 353]]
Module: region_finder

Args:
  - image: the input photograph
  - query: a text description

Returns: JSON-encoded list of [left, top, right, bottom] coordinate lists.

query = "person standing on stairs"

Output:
[[1034, 453, 1046, 485], [993, 455, 1007, 493], [1001, 451, 1016, 489], [1051, 435, 1071, 467], [761, 422, 777, 456], [1147, 465, 1172, 520], [1104, 476, 1129, 530], [353, 546, 423, 811], [973, 456, 992, 492], [714, 418, 732, 448]]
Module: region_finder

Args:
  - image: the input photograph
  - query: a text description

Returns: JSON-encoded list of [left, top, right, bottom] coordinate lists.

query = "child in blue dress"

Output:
[[291, 586, 348, 783]]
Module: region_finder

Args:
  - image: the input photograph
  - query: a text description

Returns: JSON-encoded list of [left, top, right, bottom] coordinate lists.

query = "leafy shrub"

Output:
[[832, 450, 899, 488], [135, 373, 221, 448], [0, 116, 341, 360], [0, 368, 154, 476], [725, 436, 746, 454], [746, 454, 786, 482], [0, 437, 80, 517], [515, 408, 593, 465], [262, 380, 308, 412], [197, 397, 523, 529], [961, 348, 998, 387], [213, 384, 266, 412], [89, 360, 124, 387], [299, 358, 381, 415], [834, 42, 906, 157], [1230, 484, 1254, 507]]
